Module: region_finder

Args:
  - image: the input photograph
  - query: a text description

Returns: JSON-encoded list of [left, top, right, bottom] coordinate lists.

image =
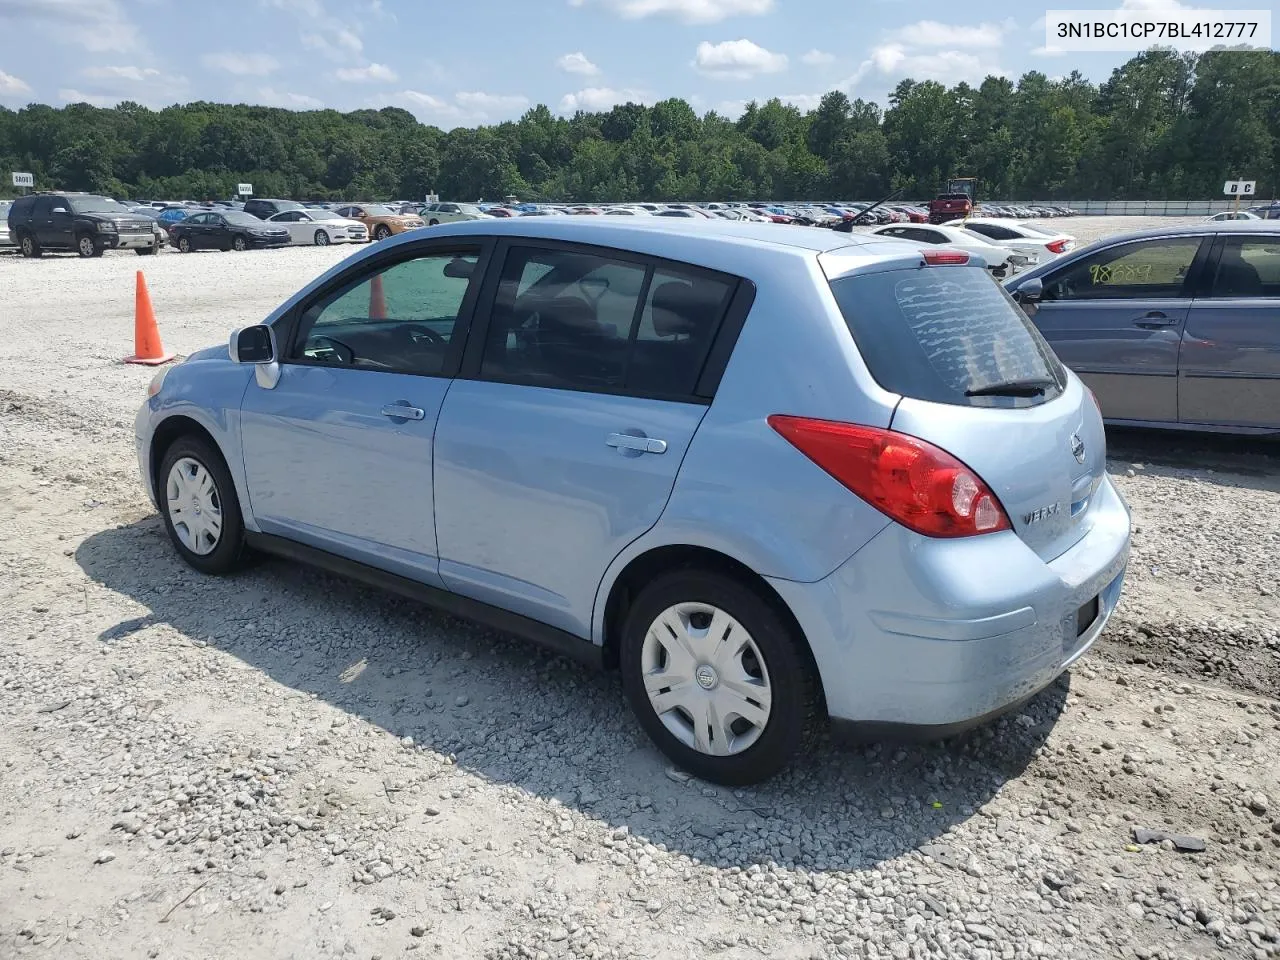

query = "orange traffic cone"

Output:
[[368, 273, 387, 320], [124, 271, 175, 366]]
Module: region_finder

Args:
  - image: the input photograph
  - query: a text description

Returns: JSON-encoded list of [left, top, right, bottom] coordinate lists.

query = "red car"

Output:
[[486, 207, 517, 218]]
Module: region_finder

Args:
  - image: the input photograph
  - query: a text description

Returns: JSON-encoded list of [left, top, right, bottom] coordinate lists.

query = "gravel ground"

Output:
[[1, 218, 1278, 960]]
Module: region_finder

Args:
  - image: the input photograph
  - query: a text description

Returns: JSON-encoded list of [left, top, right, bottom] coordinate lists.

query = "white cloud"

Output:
[[888, 19, 1012, 48], [82, 64, 161, 82], [0, 0, 141, 53], [557, 52, 601, 76], [780, 92, 824, 111], [456, 91, 530, 111], [301, 29, 363, 59], [257, 87, 324, 109], [0, 69, 31, 95], [58, 87, 120, 107], [568, 0, 773, 24], [201, 52, 280, 76], [801, 49, 835, 66], [384, 90, 529, 125], [716, 99, 749, 118], [852, 44, 1006, 86], [336, 62, 397, 82], [693, 38, 787, 79], [559, 86, 652, 112]]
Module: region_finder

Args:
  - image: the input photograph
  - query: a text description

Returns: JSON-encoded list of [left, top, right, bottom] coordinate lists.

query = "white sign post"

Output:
[[237, 183, 253, 197], [11, 171, 34, 192], [1223, 179, 1256, 214]]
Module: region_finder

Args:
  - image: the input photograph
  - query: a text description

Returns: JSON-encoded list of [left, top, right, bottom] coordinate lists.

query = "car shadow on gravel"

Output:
[[77, 516, 1067, 873], [1106, 429, 1280, 492]]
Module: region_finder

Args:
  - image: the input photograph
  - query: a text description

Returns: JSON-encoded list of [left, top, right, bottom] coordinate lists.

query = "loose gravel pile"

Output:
[[1, 219, 1277, 960]]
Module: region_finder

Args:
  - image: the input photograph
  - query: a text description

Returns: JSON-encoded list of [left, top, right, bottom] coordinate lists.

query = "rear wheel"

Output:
[[19, 233, 41, 258], [620, 569, 819, 786], [314, 230, 330, 246], [158, 435, 249, 576]]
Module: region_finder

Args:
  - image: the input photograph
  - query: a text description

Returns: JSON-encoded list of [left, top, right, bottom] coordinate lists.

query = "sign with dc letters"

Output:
[[237, 183, 254, 196], [1223, 180, 1256, 196], [11, 171, 34, 188]]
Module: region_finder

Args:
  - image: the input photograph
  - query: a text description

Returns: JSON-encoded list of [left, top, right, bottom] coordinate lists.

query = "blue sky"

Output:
[[0, 0, 1260, 124]]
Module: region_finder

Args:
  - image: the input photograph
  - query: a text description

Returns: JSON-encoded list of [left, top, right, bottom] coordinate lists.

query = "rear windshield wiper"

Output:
[[965, 377, 1058, 398]]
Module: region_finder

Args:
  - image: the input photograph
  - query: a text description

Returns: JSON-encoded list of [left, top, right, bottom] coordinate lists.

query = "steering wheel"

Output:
[[308, 335, 357, 365], [402, 325, 446, 346]]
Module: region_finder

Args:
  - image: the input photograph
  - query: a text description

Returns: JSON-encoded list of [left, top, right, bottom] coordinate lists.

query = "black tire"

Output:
[[620, 569, 820, 786], [76, 233, 102, 258], [135, 245, 156, 256], [232, 235, 247, 252], [19, 232, 41, 258], [428, 218, 440, 226], [177, 236, 192, 253], [157, 435, 249, 576], [374, 225, 391, 241], [314, 230, 330, 246]]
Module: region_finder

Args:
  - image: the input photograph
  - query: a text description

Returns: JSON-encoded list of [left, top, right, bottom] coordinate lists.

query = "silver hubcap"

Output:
[[316, 232, 328, 245], [641, 602, 772, 757], [79, 237, 93, 255], [234, 238, 245, 250], [166, 457, 223, 556], [22, 237, 34, 254], [180, 238, 189, 252]]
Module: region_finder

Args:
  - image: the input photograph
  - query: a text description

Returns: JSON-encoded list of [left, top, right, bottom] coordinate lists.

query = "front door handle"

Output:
[[1133, 312, 1178, 329], [607, 433, 667, 455], [381, 402, 425, 421]]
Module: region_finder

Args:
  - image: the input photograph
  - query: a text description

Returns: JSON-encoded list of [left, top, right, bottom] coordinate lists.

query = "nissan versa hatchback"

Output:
[[136, 218, 1131, 785]]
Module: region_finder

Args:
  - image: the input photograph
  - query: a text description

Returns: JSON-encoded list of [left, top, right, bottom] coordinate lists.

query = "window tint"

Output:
[[1208, 236, 1280, 298], [1042, 237, 1202, 301], [479, 246, 731, 398], [292, 252, 480, 377], [829, 266, 1065, 408]]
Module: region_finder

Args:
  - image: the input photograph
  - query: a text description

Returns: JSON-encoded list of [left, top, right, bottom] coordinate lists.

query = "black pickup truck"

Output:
[[6, 192, 161, 258]]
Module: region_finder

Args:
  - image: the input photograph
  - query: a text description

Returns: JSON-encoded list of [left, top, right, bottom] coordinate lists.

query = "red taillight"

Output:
[[922, 249, 970, 266], [1046, 239, 1069, 254], [767, 416, 1012, 538]]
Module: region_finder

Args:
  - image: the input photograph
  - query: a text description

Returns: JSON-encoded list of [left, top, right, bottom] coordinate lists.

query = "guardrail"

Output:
[[987, 199, 1273, 216]]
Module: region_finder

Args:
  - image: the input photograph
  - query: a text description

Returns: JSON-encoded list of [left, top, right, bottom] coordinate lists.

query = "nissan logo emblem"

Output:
[[1070, 433, 1086, 463]]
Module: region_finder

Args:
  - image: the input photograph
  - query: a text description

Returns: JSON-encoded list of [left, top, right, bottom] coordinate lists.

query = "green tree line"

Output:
[[1, 49, 1276, 203]]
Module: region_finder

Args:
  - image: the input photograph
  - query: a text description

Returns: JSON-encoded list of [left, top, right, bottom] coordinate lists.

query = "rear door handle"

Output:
[[381, 402, 425, 421], [1133, 312, 1178, 329], [607, 433, 667, 455]]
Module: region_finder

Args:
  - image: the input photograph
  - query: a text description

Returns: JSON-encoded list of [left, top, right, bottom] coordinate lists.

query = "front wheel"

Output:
[[373, 225, 391, 241], [428, 218, 439, 226], [158, 436, 249, 576], [135, 245, 156, 256], [314, 230, 330, 246], [77, 233, 103, 258], [620, 569, 820, 786], [232, 235, 247, 252], [177, 236, 192, 253]]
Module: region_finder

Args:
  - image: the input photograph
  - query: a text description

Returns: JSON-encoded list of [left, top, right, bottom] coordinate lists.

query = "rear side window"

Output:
[[1207, 236, 1280, 298], [479, 245, 732, 399], [829, 266, 1065, 408]]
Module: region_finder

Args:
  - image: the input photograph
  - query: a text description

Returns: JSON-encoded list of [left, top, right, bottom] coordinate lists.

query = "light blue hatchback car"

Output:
[[137, 218, 1131, 784]]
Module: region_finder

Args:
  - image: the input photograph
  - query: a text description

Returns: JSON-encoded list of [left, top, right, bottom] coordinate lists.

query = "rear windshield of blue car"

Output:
[[829, 266, 1066, 408]]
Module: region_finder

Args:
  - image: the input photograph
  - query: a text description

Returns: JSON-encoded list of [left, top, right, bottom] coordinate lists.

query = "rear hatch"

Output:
[[827, 262, 1106, 562]]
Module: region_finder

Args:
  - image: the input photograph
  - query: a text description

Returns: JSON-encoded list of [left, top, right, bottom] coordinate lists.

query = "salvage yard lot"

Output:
[[1, 217, 1278, 960]]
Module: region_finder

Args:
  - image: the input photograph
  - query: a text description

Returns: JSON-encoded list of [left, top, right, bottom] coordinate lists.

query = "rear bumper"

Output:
[[769, 474, 1131, 731]]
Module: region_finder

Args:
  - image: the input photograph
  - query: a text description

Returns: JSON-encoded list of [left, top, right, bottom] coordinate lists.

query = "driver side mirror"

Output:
[[443, 258, 475, 279], [1013, 277, 1042, 303], [51, 207, 68, 215], [229, 324, 275, 364]]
